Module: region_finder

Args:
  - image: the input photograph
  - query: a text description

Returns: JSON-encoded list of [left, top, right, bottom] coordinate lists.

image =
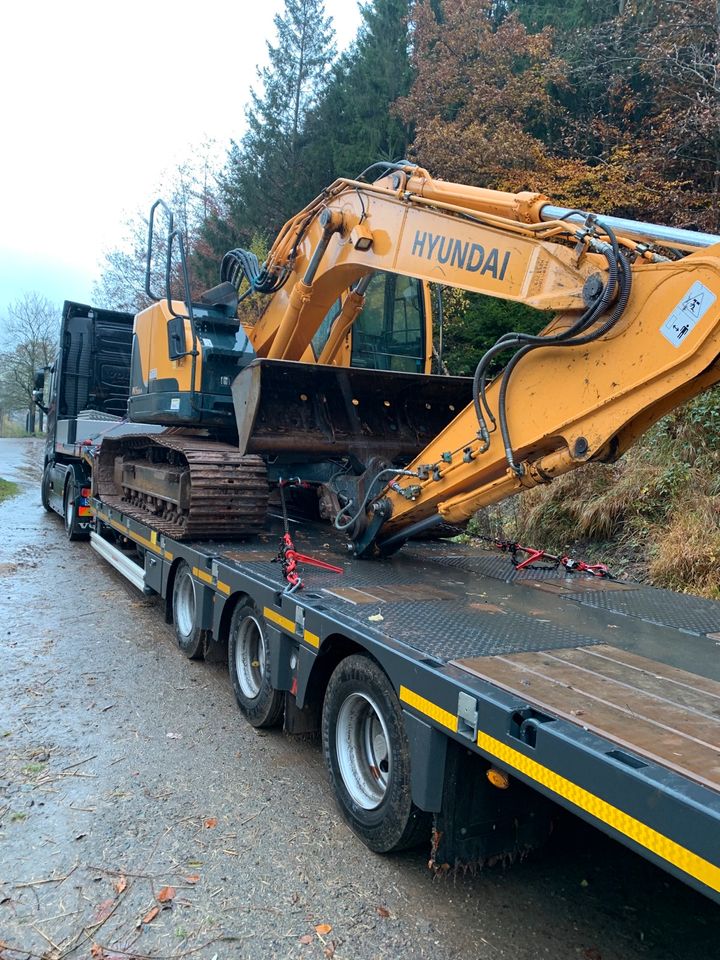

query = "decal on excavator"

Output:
[[410, 230, 511, 280], [660, 281, 716, 347]]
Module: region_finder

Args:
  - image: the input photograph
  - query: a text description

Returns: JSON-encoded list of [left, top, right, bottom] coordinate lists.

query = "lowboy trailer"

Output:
[[86, 494, 720, 903], [38, 301, 720, 903]]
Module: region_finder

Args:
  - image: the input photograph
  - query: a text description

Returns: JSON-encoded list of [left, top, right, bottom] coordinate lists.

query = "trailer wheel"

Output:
[[172, 561, 205, 660], [41, 464, 52, 511], [228, 600, 284, 728], [63, 478, 87, 541], [322, 654, 429, 853]]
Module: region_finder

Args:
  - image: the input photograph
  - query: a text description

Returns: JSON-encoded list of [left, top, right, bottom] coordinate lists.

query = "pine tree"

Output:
[[205, 0, 335, 258], [304, 0, 414, 186]]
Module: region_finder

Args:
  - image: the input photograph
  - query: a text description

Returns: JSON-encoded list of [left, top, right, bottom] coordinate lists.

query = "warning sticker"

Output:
[[660, 281, 716, 347]]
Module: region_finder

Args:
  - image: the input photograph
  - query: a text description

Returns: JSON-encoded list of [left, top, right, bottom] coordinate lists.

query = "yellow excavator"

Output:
[[97, 162, 720, 556]]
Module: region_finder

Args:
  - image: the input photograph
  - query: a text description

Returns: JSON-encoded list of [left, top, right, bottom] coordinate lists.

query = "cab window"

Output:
[[312, 272, 425, 372]]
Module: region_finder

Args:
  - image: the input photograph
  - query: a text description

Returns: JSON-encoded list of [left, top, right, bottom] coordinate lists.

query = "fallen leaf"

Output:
[[376, 906, 390, 918], [315, 923, 332, 936], [90, 945, 104, 959], [142, 906, 159, 924], [157, 885, 176, 903], [204, 817, 218, 829], [93, 899, 114, 923], [299, 935, 313, 945], [584, 950, 602, 960], [113, 876, 127, 894], [185, 874, 200, 885], [324, 946, 336, 958]]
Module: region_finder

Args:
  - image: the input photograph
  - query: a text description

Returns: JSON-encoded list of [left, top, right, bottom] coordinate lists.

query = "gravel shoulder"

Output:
[[1, 438, 718, 960]]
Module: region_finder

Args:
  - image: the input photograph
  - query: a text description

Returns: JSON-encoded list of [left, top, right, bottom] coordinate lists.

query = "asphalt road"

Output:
[[1, 438, 718, 960]]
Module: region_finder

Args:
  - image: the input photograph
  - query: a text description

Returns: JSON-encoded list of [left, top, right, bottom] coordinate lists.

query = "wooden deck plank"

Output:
[[502, 650, 720, 746], [547, 647, 720, 715], [454, 650, 720, 793], [584, 645, 720, 699]]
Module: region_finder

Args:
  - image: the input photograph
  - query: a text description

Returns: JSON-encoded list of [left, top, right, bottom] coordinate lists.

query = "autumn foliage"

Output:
[[397, 0, 718, 227]]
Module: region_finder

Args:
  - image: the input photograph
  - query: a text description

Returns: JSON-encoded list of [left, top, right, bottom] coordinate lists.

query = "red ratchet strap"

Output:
[[275, 478, 344, 591], [482, 537, 611, 578], [276, 532, 344, 591]]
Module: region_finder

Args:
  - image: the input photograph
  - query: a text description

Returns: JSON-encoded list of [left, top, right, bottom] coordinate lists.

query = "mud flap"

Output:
[[430, 739, 555, 873], [232, 359, 473, 462]]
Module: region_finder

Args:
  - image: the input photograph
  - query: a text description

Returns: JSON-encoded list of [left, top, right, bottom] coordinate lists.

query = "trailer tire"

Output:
[[41, 464, 52, 511], [172, 561, 205, 660], [322, 654, 429, 853], [228, 600, 284, 728], [63, 478, 87, 541]]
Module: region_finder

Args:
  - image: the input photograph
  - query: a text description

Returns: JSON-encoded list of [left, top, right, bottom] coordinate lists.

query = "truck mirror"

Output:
[[167, 316, 187, 360], [33, 368, 45, 391], [32, 388, 49, 413]]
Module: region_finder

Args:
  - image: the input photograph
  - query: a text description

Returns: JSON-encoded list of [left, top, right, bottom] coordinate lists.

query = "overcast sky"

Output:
[[0, 0, 362, 316]]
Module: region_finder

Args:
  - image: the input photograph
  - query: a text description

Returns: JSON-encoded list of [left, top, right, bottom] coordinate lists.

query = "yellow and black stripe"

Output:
[[400, 684, 720, 895]]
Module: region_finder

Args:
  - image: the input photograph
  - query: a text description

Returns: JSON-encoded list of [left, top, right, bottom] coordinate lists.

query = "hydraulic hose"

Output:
[[472, 218, 631, 473], [498, 250, 632, 474]]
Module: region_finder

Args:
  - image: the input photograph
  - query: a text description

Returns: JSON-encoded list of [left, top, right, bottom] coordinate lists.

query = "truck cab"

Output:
[[36, 300, 135, 538]]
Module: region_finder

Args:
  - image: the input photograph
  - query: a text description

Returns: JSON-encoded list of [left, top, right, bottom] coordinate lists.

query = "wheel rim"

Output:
[[175, 571, 196, 638], [235, 615, 266, 699], [336, 692, 391, 810]]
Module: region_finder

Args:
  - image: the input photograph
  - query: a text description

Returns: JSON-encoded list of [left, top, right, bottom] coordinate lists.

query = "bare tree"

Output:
[[93, 147, 219, 311], [0, 293, 60, 434]]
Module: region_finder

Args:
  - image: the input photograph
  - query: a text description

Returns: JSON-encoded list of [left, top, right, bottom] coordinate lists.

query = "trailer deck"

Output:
[[91, 499, 720, 903]]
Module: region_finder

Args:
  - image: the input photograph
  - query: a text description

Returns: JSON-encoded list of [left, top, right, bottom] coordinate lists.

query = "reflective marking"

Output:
[[476, 730, 720, 894], [217, 580, 231, 596], [164, 551, 174, 561], [263, 606, 296, 634], [303, 630, 320, 649], [192, 566, 214, 585], [399, 686, 459, 733], [97, 510, 165, 557]]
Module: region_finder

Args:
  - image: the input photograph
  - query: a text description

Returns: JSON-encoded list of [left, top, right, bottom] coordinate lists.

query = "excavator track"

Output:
[[95, 435, 268, 541]]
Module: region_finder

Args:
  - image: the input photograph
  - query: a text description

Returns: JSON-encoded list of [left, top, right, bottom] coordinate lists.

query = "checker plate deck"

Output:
[[216, 524, 720, 790]]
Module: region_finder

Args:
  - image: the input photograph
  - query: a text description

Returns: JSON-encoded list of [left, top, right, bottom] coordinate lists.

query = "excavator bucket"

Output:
[[232, 359, 474, 463]]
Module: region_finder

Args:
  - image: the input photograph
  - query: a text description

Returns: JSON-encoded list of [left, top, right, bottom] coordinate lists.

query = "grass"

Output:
[[0, 478, 20, 503], [469, 388, 720, 598], [21, 763, 46, 776]]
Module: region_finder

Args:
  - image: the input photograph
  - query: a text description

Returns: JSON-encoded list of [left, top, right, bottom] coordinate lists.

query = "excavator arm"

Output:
[[231, 163, 720, 555]]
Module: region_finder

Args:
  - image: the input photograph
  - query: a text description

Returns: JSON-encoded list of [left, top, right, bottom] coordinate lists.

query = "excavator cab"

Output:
[[310, 271, 432, 373]]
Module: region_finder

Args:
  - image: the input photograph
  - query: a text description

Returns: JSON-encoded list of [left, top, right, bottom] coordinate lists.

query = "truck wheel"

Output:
[[41, 464, 52, 511], [228, 600, 284, 728], [322, 654, 429, 853], [63, 478, 87, 541], [172, 561, 205, 659]]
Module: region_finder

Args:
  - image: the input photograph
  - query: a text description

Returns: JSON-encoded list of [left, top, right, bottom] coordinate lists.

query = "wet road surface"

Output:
[[0, 438, 718, 959]]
